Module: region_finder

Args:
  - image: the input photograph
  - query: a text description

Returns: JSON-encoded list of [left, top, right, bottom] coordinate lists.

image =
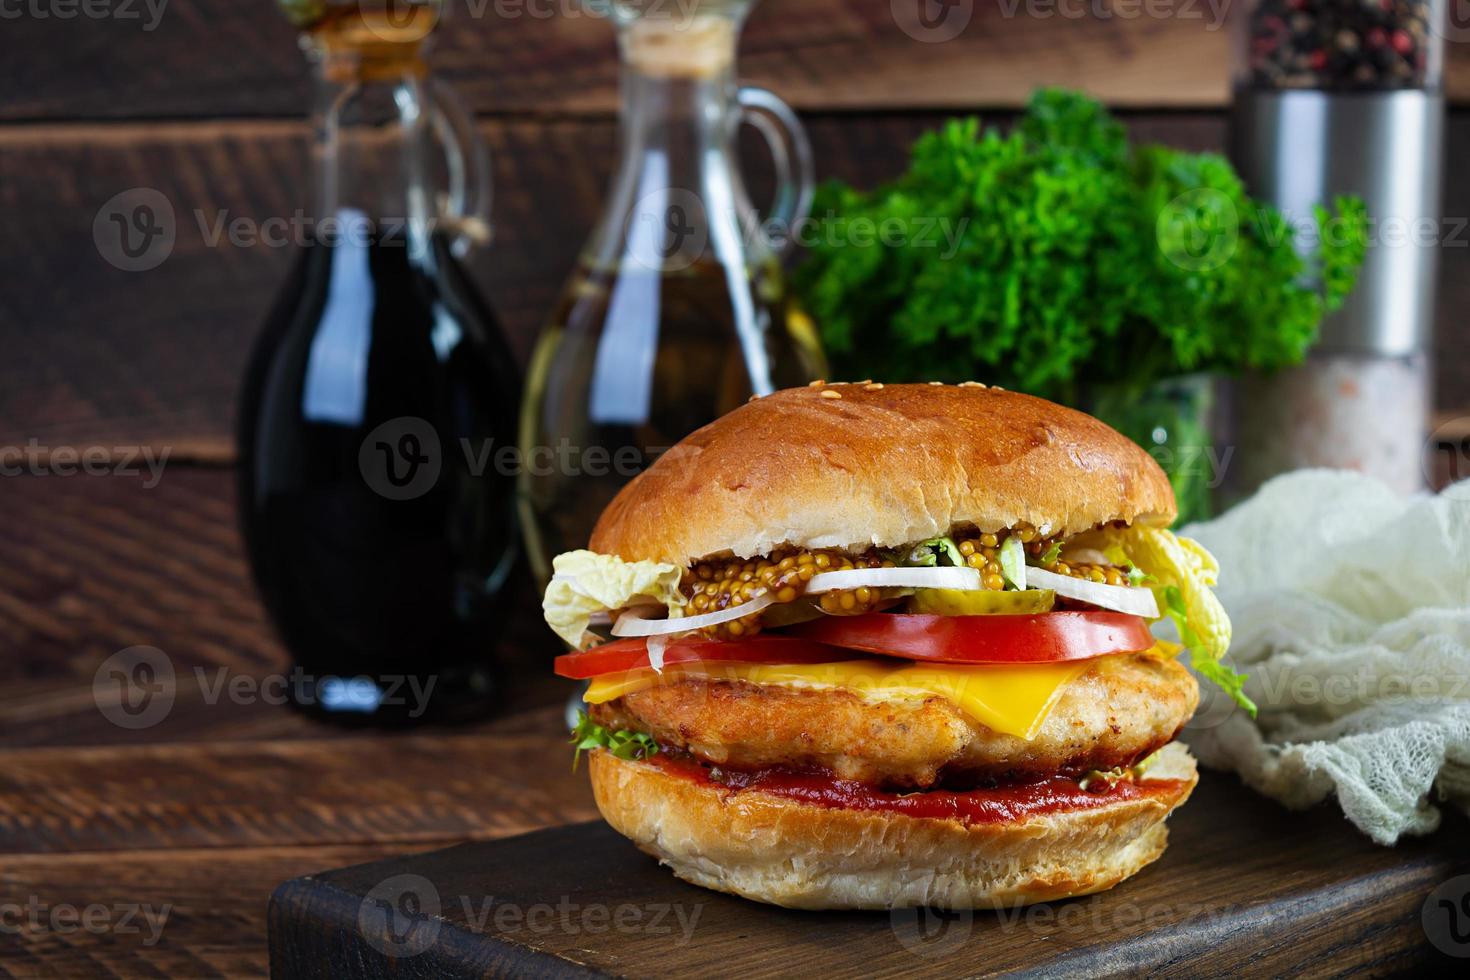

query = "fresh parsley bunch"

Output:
[[795, 89, 1367, 395]]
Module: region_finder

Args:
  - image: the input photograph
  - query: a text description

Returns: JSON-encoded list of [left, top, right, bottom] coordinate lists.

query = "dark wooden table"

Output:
[[0, 466, 598, 977], [266, 783, 1470, 978]]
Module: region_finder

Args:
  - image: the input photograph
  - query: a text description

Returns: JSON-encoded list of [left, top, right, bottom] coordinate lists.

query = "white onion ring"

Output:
[[588, 601, 662, 627], [806, 567, 982, 593], [1024, 566, 1159, 618], [611, 593, 777, 638], [645, 633, 672, 672], [1060, 547, 1111, 566]]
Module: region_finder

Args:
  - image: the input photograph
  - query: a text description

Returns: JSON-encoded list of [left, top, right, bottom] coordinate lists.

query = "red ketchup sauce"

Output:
[[646, 753, 1185, 826]]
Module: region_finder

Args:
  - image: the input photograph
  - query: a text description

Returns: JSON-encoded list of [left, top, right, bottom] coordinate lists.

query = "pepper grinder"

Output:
[[1229, 0, 1443, 496]]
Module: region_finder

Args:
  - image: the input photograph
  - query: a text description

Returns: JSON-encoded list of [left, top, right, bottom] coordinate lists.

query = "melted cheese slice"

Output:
[[584, 658, 1093, 741]]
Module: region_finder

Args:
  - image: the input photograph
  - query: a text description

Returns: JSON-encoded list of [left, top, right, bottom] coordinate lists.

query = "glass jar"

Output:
[[1086, 375, 1219, 525]]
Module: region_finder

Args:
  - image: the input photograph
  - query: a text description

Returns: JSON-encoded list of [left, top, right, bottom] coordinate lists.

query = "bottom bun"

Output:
[[588, 743, 1198, 910]]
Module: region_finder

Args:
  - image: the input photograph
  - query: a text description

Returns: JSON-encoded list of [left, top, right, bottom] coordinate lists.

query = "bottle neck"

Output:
[[591, 15, 760, 271], [614, 57, 739, 172], [306, 39, 436, 249], [615, 10, 743, 169]]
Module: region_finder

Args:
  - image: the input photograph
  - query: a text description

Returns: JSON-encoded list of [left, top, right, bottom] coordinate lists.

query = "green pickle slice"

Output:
[[908, 588, 1056, 616]]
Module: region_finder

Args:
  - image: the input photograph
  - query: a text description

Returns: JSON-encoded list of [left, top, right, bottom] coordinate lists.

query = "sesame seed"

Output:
[[960, 380, 986, 388], [865, 383, 884, 391], [808, 379, 826, 388], [928, 381, 944, 386], [820, 389, 842, 400]]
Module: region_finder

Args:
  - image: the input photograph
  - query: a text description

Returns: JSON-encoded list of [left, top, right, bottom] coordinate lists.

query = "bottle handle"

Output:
[[427, 76, 492, 257], [737, 85, 814, 260]]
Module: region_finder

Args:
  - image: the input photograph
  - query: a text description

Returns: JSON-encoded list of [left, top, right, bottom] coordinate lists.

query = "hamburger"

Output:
[[543, 382, 1247, 910]]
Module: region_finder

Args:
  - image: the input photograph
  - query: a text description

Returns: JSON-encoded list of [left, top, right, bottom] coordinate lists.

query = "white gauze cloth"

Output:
[[1178, 469, 1470, 844]]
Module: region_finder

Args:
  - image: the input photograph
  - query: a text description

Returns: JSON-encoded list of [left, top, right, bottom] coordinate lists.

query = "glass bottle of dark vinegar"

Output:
[[238, 2, 517, 725]]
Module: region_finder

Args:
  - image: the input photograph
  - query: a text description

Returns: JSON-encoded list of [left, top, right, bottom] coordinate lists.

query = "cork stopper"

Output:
[[310, 6, 435, 82], [622, 14, 736, 80]]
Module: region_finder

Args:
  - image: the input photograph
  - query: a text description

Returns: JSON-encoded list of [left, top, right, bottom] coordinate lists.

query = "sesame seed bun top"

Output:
[[589, 382, 1177, 567]]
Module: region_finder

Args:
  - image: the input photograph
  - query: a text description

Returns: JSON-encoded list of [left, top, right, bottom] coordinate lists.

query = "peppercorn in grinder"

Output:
[[1229, 0, 1444, 495]]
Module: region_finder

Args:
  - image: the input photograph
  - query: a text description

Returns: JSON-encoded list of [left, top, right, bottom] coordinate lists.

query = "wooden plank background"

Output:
[[7, 0, 1470, 120], [1, 2, 1467, 458]]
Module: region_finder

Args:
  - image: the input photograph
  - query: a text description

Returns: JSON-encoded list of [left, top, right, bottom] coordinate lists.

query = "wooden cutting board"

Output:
[[267, 775, 1470, 978]]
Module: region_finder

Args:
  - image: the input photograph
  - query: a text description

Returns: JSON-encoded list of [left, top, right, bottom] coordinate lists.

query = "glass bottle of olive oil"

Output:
[[518, 0, 826, 586]]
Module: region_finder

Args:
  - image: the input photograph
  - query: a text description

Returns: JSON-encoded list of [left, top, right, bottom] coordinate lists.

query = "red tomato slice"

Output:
[[555, 612, 1155, 678], [787, 612, 1155, 664], [554, 636, 848, 680]]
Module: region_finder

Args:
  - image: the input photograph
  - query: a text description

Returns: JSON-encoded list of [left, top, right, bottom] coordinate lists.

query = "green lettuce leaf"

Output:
[[908, 536, 964, 567], [570, 710, 658, 771], [1075, 526, 1253, 715], [1162, 585, 1255, 715]]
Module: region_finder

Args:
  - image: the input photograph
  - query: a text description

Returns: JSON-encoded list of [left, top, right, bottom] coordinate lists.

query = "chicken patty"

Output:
[[590, 653, 1198, 789]]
